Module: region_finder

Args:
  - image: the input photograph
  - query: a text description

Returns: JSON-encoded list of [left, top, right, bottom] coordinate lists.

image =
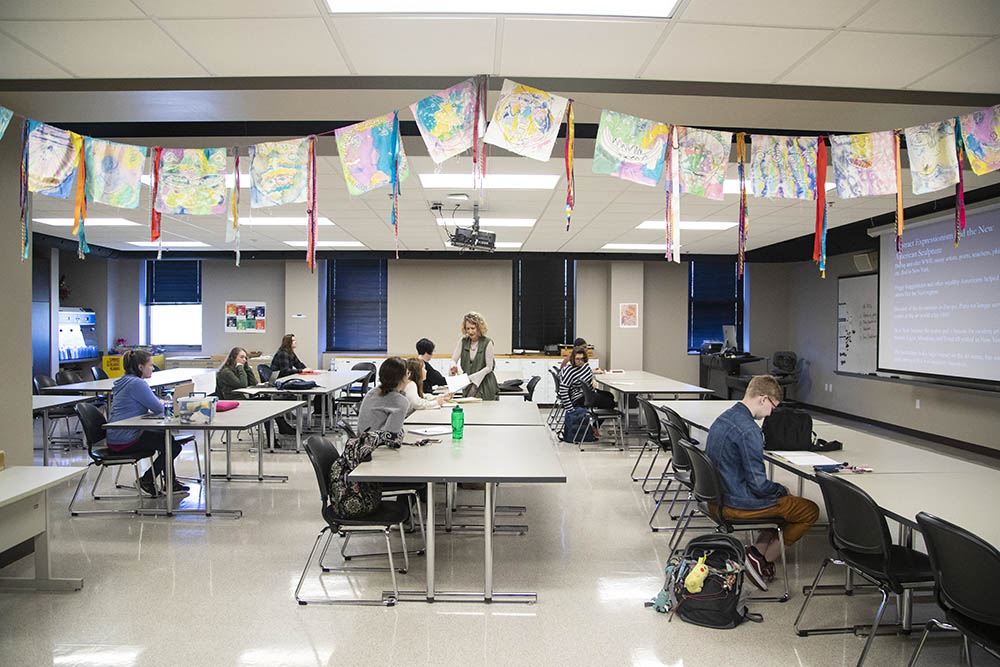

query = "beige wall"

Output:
[[608, 262, 644, 369], [386, 259, 513, 356], [3, 136, 34, 466], [111, 259, 142, 347], [746, 261, 791, 364], [60, 251, 111, 351], [201, 259, 285, 358], [751, 254, 1000, 452], [575, 261, 609, 363], [284, 260, 321, 369], [643, 261, 699, 384]]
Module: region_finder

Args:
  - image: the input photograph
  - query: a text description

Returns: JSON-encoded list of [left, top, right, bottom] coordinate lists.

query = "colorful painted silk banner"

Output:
[[154, 147, 227, 215], [904, 119, 959, 195], [84, 138, 147, 209], [335, 112, 410, 196], [248, 137, 309, 208], [410, 77, 482, 164], [676, 127, 733, 200], [750, 135, 818, 200], [959, 104, 1000, 175], [27, 120, 81, 198], [484, 79, 568, 162], [592, 109, 669, 186], [829, 131, 896, 199], [0, 106, 12, 142]]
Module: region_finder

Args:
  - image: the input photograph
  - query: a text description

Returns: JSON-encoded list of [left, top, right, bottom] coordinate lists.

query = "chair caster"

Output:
[[398, 569, 407, 574], [343, 556, 352, 561], [298, 601, 307, 606]]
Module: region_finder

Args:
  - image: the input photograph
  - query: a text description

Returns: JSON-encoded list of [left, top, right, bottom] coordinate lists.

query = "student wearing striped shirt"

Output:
[[557, 345, 598, 409]]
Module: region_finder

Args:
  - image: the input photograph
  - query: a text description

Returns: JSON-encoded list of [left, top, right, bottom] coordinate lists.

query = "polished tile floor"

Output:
[[1, 410, 987, 666]]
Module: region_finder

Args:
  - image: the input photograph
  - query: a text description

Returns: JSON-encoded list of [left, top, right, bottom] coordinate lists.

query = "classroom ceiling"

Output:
[[4, 0, 1000, 256]]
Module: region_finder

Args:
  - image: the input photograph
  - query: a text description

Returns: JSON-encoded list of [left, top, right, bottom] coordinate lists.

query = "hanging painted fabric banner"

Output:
[[814, 138, 828, 278], [248, 137, 309, 208], [19, 121, 30, 260], [736, 133, 750, 276], [0, 106, 12, 142], [564, 99, 575, 231], [84, 138, 147, 209], [676, 127, 733, 200], [959, 104, 1000, 175], [903, 119, 959, 195], [592, 109, 669, 186], [750, 134, 818, 200], [155, 148, 227, 215], [410, 77, 483, 164], [829, 131, 897, 199], [335, 112, 410, 196], [27, 120, 81, 199], [484, 79, 568, 162], [227, 145, 241, 266], [953, 118, 966, 247]]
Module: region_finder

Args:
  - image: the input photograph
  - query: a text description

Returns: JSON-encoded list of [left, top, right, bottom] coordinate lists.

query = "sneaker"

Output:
[[762, 560, 777, 582], [744, 545, 770, 591], [139, 475, 161, 498], [170, 479, 189, 492]]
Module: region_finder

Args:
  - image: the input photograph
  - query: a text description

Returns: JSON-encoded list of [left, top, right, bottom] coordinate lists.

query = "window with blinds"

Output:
[[326, 258, 387, 352], [512, 258, 576, 351], [146, 260, 202, 346], [688, 260, 743, 353]]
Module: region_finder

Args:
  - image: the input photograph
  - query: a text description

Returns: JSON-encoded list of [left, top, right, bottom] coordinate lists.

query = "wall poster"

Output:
[[619, 303, 639, 328], [225, 301, 266, 333]]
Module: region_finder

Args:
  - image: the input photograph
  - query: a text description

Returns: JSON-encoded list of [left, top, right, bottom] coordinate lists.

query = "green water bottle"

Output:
[[451, 404, 464, 440]]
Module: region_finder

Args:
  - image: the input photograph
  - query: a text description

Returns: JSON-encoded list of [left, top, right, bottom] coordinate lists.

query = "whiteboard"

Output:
[[837, 274, 878, 374]]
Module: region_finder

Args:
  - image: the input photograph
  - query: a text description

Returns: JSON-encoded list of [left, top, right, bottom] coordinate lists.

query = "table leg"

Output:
[[257, 424, 264, 481], [426, 481, 435, 601], [204, 431, 213, 516], [484, 482, 493, 602], [225, 431, 233, 480], [321, 393, 327, 436], [899, 524, 913, 632], [42, 409, 50, 466], [296, 405, 303, 452], [164, 429, 174, 516]]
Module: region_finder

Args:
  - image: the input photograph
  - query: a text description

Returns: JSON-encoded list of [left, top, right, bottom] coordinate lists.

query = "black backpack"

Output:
[[648, 534, 761, 629], [762, 406, 813, 450]]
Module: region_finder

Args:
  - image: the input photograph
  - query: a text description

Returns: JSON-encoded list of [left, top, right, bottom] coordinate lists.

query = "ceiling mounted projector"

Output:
[[445, 203, 496, 252]]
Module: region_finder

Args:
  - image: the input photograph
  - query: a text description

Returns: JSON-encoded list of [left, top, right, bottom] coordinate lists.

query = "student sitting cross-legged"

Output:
[[705, 374, 819, 590]]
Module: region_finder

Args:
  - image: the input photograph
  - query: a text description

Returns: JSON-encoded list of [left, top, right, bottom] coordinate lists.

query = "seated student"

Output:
[[560, 337, 588, 369], [403, 358, 454, 413], [416, 338, 447, 395], [356, 356, 409, 438], [705, 374, 819, 590], [557, 345, 598, 409], [270, 333, 310, 375], [106, 349, 187, 497], [215, 346, 259, 400]]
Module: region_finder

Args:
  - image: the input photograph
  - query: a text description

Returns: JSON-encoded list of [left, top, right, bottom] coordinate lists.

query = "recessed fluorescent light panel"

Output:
[[324, 0, 678, 18], [436, 218, 535, 228], [419, 174, 560, 190], [637, 220, 737, 231], [283, 241, 365, 248], [129, 241, 209, 248], [601, 243, 679, 251], [34, 217, 140, 227], [240, 217, 334, 226]]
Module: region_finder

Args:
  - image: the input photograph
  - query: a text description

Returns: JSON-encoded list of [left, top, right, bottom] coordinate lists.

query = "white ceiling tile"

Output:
[[0, 30, 69, 78], [333, 17, 495, 75], [0, 0, 144, 20], [644, 23, 830, 83], [779, 31, 990, 89], [0, 20, 207, 77], [500, 18, 664, 78], [907, 38, 1000, 93], [135, 0, 320, 19], [849, 0, 1000, 36], [161, 18, 349, 76], [680, 0, 871, 29]]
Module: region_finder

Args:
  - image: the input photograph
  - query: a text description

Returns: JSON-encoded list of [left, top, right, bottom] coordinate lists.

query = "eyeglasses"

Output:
[[765, 396, 780, 409]]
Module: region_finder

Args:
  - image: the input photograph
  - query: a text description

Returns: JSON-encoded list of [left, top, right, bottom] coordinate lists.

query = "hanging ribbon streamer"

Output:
[[389, 111, 402, 260], [954, 117, 966, 247], [150, 146, 163, 243], [669, 126, 681, 263], [893, 129, 904, 254], [19, 120, 30, 260], [227, 145, 241, 266], [72, 134, 89, 258], [564, 99, 575, 231], [471, 74, 488, 204], [736, 133, 749, 277], [306, 135, 318, 272], [663, 125, 674, 260], [814, 137, 828, 277]]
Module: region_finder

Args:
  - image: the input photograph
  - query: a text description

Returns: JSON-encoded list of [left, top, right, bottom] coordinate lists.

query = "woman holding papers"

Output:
[[404, 358, 453, 412], [448, 311, 499, 400]]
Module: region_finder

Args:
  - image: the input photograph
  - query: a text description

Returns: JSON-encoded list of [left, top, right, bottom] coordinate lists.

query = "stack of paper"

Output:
[[777, 451, 842, 466]]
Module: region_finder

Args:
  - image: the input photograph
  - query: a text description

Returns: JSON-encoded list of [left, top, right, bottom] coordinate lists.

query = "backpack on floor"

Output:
[[647, 534, 762, 629], [327, 430, 401, 518], [562, 406, 596, 443]]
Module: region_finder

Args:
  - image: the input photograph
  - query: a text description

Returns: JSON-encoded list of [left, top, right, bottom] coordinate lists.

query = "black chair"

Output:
[[656, 404, 699, 446], [524, 375, 540, 402], [908, 512, 1000, 666], [33, 374, 83, 447], [575, 382, 624, 450], [337, 372, 371, 425], [546, 367, 565, 430], [90, 366, 109, 381], [69, 403, 149, 515], [152, 364, 162, 372], [675, 440, 790, 603], [56, 369, 84, 385], [649, 422, 700, 533], [348, 363, 376, 394], [295, 435, 410, 606], [795, 473, 934, 665], [257, 364, 272, 383], [633, 398, 671, 490]]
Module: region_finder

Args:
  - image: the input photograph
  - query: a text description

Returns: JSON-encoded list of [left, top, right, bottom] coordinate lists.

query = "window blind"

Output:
[[688, 260, 741, 352], [147, 260, 201, 304], [326, 258, 387, 352], [512, 258, 575, 350]]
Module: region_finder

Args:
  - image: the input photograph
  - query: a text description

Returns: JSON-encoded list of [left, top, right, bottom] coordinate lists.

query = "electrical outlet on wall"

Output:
[[915, 399, 920, 409]]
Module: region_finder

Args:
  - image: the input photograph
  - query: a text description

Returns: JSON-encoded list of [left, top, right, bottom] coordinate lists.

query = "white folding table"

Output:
[[32, 394, 91, 465], [404, 400, 543, 427], [597, 372, 713, 430], [238, 370, 368, 440]]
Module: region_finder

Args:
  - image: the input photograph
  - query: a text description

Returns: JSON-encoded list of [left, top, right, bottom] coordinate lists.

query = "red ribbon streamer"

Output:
[[954, 117, 966, 247], [306, 136, 317, 272], [736, 133, 749, 277], [150, 146, 163, 242], [814, 138, 827, 265], [664, 125, 674, 260], [894, 130, 903, 253], [564, 99, 575, 231]]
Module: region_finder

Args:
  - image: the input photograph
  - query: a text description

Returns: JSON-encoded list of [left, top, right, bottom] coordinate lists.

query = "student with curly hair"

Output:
[[448, 311, 499, 400]]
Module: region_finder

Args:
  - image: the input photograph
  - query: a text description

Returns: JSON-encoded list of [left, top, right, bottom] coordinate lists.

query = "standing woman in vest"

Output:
[[449, 311, 499, 400]]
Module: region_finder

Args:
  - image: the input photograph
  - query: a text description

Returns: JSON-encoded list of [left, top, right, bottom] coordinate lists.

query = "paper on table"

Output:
[[445, 373, 471, 393], [409, 426, 451, 436], [451, 397, 483, 404], [777, 451, 842, 466]]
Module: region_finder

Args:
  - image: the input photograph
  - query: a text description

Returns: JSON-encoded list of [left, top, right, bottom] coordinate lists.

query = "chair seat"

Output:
[[946, 608, 1000, 652], [93, 447, 148, 463], [840, 545, 933, 589], [322, 499, 408, 529], [589, 408, 623, 417]]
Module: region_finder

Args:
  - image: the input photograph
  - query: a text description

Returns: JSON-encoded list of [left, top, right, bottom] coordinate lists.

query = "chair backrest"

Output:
[[304, 435, 340, 505], [679, 441, 728, 526], [580, 382, 598, 408], [91, 366, 109, 380], [637, 398, 663, 443], [657, 404, 692, 439], [75, 402, 107, 456], [257, 364, 272, 383], [350, 363, 376, 392], [771, 351, 798, 375], [525, 376, 540, 401], [56, 370, 83, 385], [549, 367, 561, 390], [34, 374, 57, 393], [815, 472, 892, 558], [660, 421, 691, 457], [916, 512, 1000, 627]]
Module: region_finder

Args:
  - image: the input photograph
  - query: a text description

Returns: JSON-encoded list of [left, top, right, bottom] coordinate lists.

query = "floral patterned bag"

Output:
[[327, 431, 401, 518]]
